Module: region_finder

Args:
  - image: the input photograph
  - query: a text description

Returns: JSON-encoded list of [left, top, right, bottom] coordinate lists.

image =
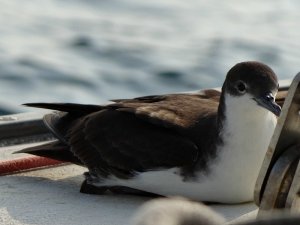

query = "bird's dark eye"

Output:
[[236, 81, 246, 93]]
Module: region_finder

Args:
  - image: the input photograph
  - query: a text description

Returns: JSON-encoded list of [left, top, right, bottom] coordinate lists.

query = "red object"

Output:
[[0, 156, 65, 175]]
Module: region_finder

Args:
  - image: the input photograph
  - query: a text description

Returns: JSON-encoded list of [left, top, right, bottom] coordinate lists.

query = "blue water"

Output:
[[0, 0, 299, 114]]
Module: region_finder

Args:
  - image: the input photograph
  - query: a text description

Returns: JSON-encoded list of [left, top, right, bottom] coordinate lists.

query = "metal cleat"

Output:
[[255, 73, 300, 216]]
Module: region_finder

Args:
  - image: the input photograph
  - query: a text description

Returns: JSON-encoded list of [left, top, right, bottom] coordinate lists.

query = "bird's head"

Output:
[[222, 61, 281, 117]]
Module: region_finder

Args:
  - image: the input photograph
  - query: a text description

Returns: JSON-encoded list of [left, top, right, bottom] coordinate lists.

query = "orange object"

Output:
[[0, 156, 65, 175]]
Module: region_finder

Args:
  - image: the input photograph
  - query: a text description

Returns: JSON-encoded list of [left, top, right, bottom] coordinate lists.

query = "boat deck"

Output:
[[0, 143, 257, 225]]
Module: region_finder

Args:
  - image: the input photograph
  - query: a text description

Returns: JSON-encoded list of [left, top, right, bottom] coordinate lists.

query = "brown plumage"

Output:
[[17, 61, 286, 198], [20, 91, 221, 179]]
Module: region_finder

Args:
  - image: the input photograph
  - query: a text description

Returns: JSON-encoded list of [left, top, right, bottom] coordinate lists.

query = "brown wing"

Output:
[[66, 93, 219, 179], [21, 89, 287, 179], [110, 90, 220, 129]]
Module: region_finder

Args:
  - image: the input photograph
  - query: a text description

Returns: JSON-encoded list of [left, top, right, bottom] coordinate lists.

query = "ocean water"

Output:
[[0, 0, 299, 114]]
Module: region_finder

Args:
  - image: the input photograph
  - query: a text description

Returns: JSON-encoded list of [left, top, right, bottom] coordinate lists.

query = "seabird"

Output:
[[18, 61, 282, 203]]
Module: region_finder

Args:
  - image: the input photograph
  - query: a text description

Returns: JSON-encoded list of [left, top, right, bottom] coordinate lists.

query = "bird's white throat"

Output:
[[219, 93, 277, 161], [208, 93, 277, 201]]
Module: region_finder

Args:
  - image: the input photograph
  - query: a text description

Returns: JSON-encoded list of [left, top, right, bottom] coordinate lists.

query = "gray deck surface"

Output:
[[1, 143, 257, 225]]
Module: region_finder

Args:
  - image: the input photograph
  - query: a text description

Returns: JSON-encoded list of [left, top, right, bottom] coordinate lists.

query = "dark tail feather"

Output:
[[23, 103, 103, 114], [15, 141, 83, 165], [23, 103, 104, 144]]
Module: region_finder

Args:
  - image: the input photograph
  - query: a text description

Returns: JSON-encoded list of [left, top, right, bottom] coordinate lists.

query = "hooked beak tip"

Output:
[[254, 95, 281, 117]]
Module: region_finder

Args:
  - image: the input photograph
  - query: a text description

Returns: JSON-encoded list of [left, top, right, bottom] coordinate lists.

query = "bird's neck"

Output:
[[216, 92, 277, 169], [193, 93, 277, 202]]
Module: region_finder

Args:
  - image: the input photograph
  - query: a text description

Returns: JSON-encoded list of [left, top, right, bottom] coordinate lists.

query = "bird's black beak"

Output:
[[254, 93, 281, 117]]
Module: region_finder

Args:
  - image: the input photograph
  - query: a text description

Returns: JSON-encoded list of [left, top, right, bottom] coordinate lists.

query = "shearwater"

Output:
[[19, 61, 282, 203]]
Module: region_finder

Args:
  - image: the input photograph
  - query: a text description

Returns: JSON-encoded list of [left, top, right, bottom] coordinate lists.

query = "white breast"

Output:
[[204, 93, 277, 202], [98, 94, 277, 203]]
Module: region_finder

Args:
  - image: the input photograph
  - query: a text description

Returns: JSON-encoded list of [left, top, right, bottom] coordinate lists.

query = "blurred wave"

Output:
[[0, 0, 299, 114]]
